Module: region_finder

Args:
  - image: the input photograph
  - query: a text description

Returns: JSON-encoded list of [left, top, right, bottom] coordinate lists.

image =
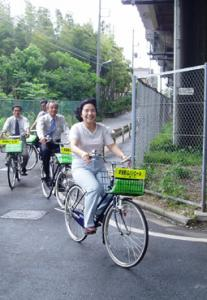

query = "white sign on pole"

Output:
[[178, 87, 194, 95]]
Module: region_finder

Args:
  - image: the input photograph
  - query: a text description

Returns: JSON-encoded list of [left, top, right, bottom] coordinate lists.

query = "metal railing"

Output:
[[111, 123, 131, 143]]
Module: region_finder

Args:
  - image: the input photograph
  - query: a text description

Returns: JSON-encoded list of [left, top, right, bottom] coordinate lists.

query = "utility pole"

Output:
[[96, 0, 102, 113], [132, 28, 135, 73]]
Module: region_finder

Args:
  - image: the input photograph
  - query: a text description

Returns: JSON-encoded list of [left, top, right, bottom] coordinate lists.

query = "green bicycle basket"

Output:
[[110, 168, 146, 196], [55, 153, 72, 164], [26, 134, 37, 144], [5, 141, 23, 153], [110, 178, 145, 196]]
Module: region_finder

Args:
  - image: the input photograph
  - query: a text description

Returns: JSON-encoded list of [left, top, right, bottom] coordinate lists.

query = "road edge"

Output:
[[134, 198, 193, 225]]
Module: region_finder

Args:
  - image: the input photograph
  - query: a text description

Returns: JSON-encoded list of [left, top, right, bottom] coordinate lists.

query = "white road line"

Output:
[[54, 207, 65, 213], [109, 220, 207, 243], [149, 230, 207, 243], [0, 167, 7, 171]]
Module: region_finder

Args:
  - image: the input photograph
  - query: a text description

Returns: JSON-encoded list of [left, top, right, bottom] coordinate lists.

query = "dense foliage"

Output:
[[0, 1, 131, 103]]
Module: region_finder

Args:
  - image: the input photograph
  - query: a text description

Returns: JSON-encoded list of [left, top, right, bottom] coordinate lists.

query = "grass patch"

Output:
[[143, 122, 202, 202], [145, 150, 202, 166]]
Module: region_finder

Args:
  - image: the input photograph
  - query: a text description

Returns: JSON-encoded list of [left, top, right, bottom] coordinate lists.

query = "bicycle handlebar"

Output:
[[89, 150, 131, 165], [120, 155, 131, 164], [43, 135, 63, 145], [30, 129, 37, 134]]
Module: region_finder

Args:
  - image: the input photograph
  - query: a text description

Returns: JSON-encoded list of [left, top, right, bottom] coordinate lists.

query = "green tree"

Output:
[[0, 1, 15, 55], [43, 51, 96, 100], [0, 44, 46, 97], [14, 18, 29, 50], [31, 7, 56, 56], [100, 35, 131, 101], [24, 1, 36, 44], [15, 81, 49, 99], [0, 1, 131, 104]]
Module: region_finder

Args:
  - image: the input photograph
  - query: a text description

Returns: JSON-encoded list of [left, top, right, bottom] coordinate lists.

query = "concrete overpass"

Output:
[[122, 0, 207, 71]]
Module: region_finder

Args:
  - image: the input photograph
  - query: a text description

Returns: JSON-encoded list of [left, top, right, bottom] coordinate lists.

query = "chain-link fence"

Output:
[[132, 65, 207, 210]]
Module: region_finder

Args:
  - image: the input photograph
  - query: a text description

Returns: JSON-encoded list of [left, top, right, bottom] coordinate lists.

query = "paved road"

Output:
[[0, 114, 207, 299], [102, 111, 131, 128], [0, 161, 207, 299]]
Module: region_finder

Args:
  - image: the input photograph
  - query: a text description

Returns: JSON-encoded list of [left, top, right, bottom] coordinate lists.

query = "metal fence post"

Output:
[[131, 75, 137, 168], [201, 63, 207, 212]]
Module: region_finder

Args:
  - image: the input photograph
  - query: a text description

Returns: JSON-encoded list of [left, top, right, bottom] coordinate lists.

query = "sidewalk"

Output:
[[101, 112, 205, 226], [102, 111, 132, 157], [102, 111, 131, 128]]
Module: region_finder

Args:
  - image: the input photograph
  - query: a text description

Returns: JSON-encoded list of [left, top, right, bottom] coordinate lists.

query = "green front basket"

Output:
[[110, 178, 145, 196], [55, 153, 72, 164], [26, 134, 37, 144], [5, 141, 23, 153]]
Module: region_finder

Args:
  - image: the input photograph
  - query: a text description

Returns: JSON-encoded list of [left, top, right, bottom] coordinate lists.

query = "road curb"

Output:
[[134, 198, 193, 225], [194, 211, 207, 222]]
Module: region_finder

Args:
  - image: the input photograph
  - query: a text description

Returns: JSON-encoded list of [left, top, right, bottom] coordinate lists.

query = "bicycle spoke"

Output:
[[104, 199, 148, 268], [56, 168, 73, 208], [27, 144, 38, 170], [64, 185, 86, 242], [7, 157, 17, 190]]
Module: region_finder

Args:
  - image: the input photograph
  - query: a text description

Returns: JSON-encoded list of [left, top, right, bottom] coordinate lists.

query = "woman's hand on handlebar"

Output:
[[121, 155, 131, 163], [81, 152, 91, 163], [121, 155, 131, 167]]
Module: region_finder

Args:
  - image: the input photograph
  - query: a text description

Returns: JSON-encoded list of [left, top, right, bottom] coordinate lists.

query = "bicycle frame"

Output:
[[65, 154, 149, 268], [40, 142, 72, 199], [49, 160, 71, 192], [41, 155, 62, 198], [0, 137, 24, 189]]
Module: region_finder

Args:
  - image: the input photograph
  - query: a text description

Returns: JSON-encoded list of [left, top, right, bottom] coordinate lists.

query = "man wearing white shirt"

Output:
[[1, 105, 30, 175], [36, 101, 70, 185], [30, 99, 48, 130]]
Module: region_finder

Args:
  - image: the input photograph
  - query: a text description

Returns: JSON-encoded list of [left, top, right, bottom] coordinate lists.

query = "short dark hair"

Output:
[[75, 98, 97, 121], [40, 99, 48, 105], [12, 105, 22, 111]]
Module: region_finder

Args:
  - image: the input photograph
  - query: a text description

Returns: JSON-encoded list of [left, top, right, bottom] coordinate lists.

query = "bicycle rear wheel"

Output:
[[65, 185, 86, 242], [103, 198, 148, 268], [55, 167, 73, 208], [7, 157, 17, 190], [27, 144, 38, 170]]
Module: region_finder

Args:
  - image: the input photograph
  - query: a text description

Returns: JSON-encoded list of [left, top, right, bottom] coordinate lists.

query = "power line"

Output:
[[34, 33, 98, 65], [0, 14, 98, 63], [0, 14, 115, 69]]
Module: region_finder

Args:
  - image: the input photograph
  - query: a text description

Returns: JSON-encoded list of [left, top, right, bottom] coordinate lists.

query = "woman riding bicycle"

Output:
[[69, 98, 128, 235]]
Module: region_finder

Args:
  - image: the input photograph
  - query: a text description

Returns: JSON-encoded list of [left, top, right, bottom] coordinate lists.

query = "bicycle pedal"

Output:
[[95, 221, 102, 227]]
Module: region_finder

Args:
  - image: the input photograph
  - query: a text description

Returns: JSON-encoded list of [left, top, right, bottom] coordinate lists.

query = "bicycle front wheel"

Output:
[[55, 167, 73, 208], [65, 185, 86, 242], [40, 163, 53, 198], [7, 157, 17, 190], [104, 198, 148, 268], [27, 144, 38, 170]]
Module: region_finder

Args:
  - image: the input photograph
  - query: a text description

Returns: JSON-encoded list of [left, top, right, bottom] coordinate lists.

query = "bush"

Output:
[[102, 95, 131, 116], [0, 117, 6, 129], [144, 150, 201, 166]]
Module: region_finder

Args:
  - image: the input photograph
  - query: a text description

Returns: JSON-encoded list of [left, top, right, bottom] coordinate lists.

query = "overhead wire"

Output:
[[0, 14, 100, 65], [0, 14, 115, 69]]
